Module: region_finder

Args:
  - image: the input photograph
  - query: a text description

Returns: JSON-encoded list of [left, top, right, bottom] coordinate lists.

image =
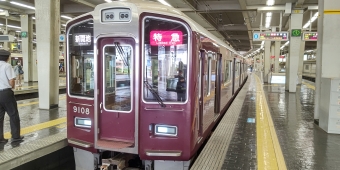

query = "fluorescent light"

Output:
[[303, 12, 319, 29], [266, 0, 275, 6], [158, 0, 172, 7], [32, 17, 35, 20], [104, 0, 112, 2], [10, 1, 35, 10], [61, 15, 72, 20], [265, 12, 272, 28], [7, 25, 21, 29]]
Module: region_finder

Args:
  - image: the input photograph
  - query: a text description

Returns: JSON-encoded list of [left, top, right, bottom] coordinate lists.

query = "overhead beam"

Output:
[[197, 0, 241, 11], [184, 9, 257, 13], [62, 4, 93, 14], [247, 5, 318, 11], [295, 0, 306, 8], [236, 0, 253, 50], [70, 0, 96, 8], [218, 25, 248, 31], [0, 4, 26, 14], [226, 35, 250, 40]]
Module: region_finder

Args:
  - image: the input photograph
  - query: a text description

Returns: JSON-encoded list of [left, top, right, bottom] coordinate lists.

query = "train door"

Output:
[[239, 62, 242, 87], [232, 58, 236, 95], [214, 53, 222, 115], [198, 50, 206, 137], [96, 37, 135, 149]]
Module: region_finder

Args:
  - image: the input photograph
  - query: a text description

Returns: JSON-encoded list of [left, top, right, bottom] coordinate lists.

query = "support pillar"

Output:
[[20, 15, 34, 82], [35, 0, 60, 109], [317, 0, 340, 133], [286, 12, 303, 92], [264, 42, 271, 83], [274, 41, 280, 73]]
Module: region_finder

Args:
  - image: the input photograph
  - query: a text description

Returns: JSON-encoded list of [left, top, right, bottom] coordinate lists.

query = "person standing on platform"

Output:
[[0, 50, 23, 143], [176, 76, 187, 101], [14, 62, 24, 87]]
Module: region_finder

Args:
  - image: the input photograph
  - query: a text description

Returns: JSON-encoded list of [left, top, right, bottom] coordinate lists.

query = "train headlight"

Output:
[[155, 125, 177, 136], [74, 117, 92, 128]]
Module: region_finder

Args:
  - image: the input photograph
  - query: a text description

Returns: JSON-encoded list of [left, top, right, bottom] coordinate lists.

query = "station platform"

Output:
[[191, 73, 340, 170], [0, 94, 70, 170], [13, 77, 66, 98]]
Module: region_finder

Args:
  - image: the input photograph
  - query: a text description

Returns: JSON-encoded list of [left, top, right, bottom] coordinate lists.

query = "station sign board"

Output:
[[253, 32, 289, 41], [302, 32, 317, 41]]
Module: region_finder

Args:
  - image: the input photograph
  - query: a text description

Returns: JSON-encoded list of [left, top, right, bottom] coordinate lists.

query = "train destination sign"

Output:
[[253, 32, 289, 41], [73, 33, 92, 46], [150, 31, 183, 46], [303, 32, 318, 41]]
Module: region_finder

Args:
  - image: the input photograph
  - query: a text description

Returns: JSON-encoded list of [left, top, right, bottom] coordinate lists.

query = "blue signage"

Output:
[[59, 34, 65, 42]]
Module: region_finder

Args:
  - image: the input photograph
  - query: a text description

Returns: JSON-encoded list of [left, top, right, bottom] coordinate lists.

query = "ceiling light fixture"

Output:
[[61, 15, 72, 20], [265, 12, 272, 28], [104, 0, 112, 2], [10, 1, 35, 10], [32, 17, 35, 19], [266, 0, 275, 6], [158, 0, 172, 7]]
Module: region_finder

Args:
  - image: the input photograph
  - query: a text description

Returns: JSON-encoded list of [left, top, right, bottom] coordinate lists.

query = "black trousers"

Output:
[[0, 89, 20, 139], [177, 93, 186, 102]]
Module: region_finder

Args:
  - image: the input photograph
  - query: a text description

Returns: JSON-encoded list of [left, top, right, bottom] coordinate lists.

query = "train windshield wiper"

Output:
[[144, 81, 166, 108]]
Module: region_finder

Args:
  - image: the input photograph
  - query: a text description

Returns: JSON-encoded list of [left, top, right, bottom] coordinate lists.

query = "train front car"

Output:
[[66, 1, 199, 170]]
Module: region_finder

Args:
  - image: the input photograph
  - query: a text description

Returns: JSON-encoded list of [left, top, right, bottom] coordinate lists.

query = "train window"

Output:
[[142, 16, 189, 103], [68, 20, 94, 97], [103, 45, 132, 112], [224, 60, 230, 84]]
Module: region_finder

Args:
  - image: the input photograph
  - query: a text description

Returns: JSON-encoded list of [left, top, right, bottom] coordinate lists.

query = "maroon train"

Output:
[[66, 1, 248, 169]]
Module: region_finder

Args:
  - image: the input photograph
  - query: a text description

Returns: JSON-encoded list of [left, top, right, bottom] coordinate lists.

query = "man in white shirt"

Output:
[[0, 49, 23, 143]]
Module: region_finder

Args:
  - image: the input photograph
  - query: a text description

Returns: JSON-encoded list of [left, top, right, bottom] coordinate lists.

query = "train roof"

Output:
[[67, 0, 243, 57]]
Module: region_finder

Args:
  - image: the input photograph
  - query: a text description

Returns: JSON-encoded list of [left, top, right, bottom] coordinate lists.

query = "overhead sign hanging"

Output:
[[150, 31, 183, 46], [302, 32, 317, 41], [291, 29, 302, 37], [253, 32, 289, 41]]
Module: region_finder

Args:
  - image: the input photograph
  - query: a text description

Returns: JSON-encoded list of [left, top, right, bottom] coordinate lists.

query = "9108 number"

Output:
[[73, 106, 90, 115]]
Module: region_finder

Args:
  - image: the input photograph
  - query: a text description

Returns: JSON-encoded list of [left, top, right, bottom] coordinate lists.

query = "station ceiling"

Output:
[[0, 0, 318, 54]]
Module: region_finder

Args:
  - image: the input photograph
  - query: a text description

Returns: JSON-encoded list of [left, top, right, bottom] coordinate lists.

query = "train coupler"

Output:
[[101, 153, 135, 170]]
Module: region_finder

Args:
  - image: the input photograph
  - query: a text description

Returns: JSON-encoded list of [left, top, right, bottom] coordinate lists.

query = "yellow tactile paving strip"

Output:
[[3, 96, 67, 139], [302, 81, 315, 90], [255, 75, 287, 170], [191, 79, 249, 170], [4, 117, 66, 139]]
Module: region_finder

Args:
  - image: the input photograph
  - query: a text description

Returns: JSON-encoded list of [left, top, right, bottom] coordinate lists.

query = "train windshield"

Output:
[[67, 20, 94, 97], [143, 17, 189, 103]]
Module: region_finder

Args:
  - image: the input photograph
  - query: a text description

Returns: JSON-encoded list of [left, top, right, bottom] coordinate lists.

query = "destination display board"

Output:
[[253, 32, 289, 41], [302, 32, 317, 41]]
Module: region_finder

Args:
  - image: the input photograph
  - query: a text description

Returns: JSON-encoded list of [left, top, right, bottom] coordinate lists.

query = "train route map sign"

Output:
[[302, 32, 317, 41], [253, 32, 289, 41]]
